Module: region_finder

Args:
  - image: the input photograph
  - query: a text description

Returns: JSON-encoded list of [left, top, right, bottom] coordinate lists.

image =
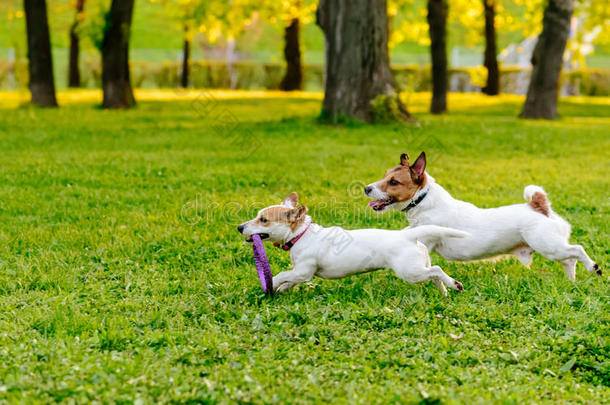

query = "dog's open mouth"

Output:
[[368, 198, 394, 211], [245, 233, 270, 243]]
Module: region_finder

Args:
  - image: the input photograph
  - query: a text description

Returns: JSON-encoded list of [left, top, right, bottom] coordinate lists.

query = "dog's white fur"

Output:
[[366, 170, 599, 281], [239, 194, 469, 294]]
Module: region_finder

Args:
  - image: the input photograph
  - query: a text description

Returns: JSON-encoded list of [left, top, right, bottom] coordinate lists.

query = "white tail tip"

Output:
[[523, 185, 546, 202]]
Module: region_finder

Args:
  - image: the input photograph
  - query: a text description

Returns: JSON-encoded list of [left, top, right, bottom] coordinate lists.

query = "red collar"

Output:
[[277, 221, 311, 251]]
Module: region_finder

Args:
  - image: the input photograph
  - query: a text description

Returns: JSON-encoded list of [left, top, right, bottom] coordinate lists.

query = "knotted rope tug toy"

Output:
[[251, 234, 274, 295]]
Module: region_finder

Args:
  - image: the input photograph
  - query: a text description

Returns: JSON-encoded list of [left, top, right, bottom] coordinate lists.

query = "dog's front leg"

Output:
[[273, 260, 316, 293]]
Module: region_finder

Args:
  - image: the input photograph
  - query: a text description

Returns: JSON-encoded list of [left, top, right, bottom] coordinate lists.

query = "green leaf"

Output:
[[560, 358, 577, 374]]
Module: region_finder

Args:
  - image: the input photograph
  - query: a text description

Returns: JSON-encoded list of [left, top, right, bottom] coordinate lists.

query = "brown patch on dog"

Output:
[[376, 166, 428, 203], [282, 192, 298, 208], [288, 206, 308, 231], [258, 206, 290, 225], [529, 192, 550, 217], [372, 152, 428, 203], [258, 205, 308, 231]]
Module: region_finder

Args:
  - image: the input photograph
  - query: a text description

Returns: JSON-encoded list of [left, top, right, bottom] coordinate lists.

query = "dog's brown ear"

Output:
[[410, 152, 426, 178], [400, 153, 410, 167], [281, 192, 298, 208], [287, 205, 308, 221]]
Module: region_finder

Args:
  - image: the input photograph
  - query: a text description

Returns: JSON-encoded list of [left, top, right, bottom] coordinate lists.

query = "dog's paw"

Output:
[[453, 280, 464, 291], [593, 263, 602, 276]]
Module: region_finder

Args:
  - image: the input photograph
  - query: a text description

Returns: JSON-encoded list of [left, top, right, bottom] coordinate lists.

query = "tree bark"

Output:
[[181, 24, 190, 88], [68, 0, 85, 88], [316, 0, 411, 123], [280, 18, 302, 91], [520, 0, 573, 119], [482, 0, 499, 95], [102, 0, 135, 109], [427, 0, 447, 113], [24, 0, 57, 107]]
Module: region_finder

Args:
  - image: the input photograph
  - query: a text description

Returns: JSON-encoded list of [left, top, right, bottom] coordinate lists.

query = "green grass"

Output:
[[0, 90, 608, 403]]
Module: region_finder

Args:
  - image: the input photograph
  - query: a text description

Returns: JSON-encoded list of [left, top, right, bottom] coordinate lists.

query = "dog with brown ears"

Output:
[[238, 192, 469, 294], [365, 152, 601, 281]]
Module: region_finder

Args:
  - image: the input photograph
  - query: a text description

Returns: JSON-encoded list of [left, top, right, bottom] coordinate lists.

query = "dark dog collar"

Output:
[[401, 191, 428, 213], [278, 221, 311, 251]]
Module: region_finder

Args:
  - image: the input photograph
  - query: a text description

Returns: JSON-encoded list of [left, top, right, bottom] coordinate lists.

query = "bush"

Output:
[[564, 69, 610, 96], [1, 59, 608, 96]]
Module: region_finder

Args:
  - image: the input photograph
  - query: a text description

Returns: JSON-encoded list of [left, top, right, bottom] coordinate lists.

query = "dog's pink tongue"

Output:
[[368, 200, 376, 207]]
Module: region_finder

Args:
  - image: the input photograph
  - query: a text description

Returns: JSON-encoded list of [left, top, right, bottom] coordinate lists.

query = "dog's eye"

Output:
[[260, 217, 268, 223], [389, 179, 399, 186]]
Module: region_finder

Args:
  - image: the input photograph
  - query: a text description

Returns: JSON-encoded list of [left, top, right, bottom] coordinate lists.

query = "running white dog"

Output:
[[365, 152, 601, 281], [238, 192, 469, 294]]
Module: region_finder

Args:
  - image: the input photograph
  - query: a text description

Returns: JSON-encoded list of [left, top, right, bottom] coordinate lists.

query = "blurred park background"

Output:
[[1, 0, 609, 98]]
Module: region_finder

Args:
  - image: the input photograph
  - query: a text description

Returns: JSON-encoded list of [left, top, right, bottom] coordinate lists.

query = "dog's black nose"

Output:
[[237, 224, 244, 234], [364, 186, 373, 195]]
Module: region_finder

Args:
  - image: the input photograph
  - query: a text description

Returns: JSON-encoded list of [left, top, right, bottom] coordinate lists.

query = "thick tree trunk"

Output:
[[521, 0, 573, 119], [280, 18, 302, 91], [24, 0, 57, 107], [68, 0, 85, 87], [68, 0, 85, 88], [316, 0, 411, 123], [482, 0, 499, 95], [181, 25, 190, 88], [102, 0, 135, 109], [427, 0, 447, 113]]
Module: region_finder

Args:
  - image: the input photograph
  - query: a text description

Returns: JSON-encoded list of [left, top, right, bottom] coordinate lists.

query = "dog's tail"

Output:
[[404, 225, 470, 247], [523, 185, 551, 217]]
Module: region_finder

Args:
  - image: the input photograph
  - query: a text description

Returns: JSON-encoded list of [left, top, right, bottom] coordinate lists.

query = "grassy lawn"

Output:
[[0, 90, 608, 403]]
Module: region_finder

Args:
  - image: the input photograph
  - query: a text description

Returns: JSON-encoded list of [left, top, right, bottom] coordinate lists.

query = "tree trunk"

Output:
[[482, 0, 499, 95], [181, 24, 190, 88], [68, 0, 85, 88], [427, 0, 447, 114], [101, 0, 135, 109], [316, 0, 411, 123], [520, 0, 573, 119], [280, 18, 302, 91], [24, 0, 57, 107]]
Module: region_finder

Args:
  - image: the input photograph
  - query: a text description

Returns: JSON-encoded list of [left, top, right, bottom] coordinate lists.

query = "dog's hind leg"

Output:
[[392, 242, 463, 293], [420, 242, 447, 295], [562, 258, 577, 281], [522, 229, 600, 279], [393, 263, 463, 292], [432, 279, 448, 296], [560, 244, 599, 275], [429, 266, 464, 291]]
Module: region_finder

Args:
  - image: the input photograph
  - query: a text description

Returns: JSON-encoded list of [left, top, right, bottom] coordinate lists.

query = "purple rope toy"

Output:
[[251, 234, 274, 295]]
